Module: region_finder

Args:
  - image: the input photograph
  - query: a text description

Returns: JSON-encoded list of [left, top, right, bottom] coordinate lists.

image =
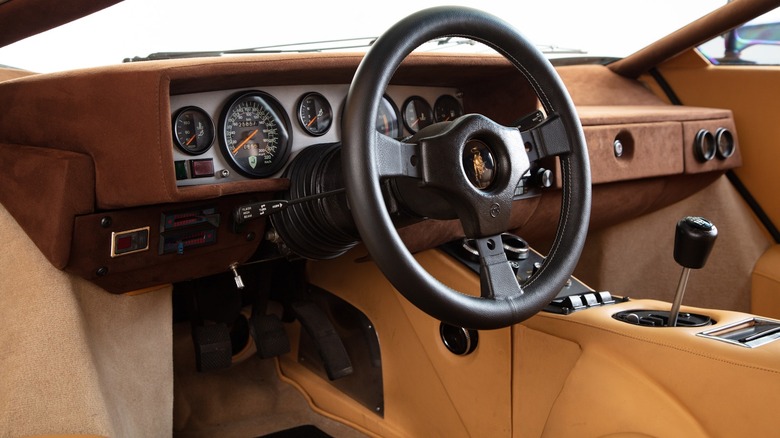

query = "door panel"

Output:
[[650, 50, 780, 231]]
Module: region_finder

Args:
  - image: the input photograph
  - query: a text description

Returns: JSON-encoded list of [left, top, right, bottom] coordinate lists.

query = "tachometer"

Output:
[[219, 91, 291, 178]]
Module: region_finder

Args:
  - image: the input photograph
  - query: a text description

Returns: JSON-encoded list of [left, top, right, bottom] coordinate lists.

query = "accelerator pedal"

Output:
[[292, 301, 353, 380]]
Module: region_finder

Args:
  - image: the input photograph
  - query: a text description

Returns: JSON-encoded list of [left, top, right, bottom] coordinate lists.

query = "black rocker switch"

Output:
[[669, 216, 718, 327]]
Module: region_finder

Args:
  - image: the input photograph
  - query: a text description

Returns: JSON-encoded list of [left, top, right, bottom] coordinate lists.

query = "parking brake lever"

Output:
[[668, 216, 718, 327]]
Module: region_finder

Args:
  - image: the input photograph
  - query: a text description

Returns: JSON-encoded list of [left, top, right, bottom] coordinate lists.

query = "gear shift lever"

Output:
[[668, 216, 718, 327]]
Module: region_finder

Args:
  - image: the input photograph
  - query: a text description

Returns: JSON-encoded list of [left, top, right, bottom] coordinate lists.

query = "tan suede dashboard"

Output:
[[0, 54, 742, 292]]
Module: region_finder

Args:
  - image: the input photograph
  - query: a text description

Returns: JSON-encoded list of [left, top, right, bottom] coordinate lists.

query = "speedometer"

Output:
[[219, 91, 291, 178]]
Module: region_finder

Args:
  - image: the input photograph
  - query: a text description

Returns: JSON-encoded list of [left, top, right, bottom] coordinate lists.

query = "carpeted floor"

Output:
[[172, 322, 368, 438]]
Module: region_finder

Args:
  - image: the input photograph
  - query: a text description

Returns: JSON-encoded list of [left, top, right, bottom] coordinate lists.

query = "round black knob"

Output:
[[674, 216, 718, 269]]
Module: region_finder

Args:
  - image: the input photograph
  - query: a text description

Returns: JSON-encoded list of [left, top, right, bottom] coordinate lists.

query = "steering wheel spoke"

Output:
[[474, 235, 523, 300], [520, 115, 572, 162], [374, 133, 422, 179]]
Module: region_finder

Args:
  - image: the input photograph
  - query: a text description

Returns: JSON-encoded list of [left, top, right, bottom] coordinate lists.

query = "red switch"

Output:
[[190, 159, 214, 178]]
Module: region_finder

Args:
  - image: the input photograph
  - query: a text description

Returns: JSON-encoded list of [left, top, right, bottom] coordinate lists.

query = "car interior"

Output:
[[2, 0, 780, 437]]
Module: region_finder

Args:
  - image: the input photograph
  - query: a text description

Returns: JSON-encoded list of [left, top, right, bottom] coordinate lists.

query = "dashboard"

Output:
[[170, 85, 463, 186], [0, 53, 746, 295]]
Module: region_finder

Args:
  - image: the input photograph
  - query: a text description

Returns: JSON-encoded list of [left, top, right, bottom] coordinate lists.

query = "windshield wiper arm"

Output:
[[123, 37, 377, 63], [124, 37, 586, 63], [536, 44, 587, 55]]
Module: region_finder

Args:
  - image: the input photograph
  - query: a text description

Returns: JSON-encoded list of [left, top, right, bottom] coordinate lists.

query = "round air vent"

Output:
[[694, 129, 716, 162], [440, 323, 479, 355], [715, 127, 735, 159]]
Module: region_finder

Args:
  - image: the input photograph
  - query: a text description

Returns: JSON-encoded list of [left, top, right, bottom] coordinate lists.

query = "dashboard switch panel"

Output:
[[160, 206, 220, 255], [159, 227, 217, 255]]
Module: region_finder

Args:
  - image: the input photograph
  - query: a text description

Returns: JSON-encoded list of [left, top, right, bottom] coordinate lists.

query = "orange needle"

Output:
[[185, 134, 197, 145], [232, 129, 259, 155], [307, 116, 318, 127]]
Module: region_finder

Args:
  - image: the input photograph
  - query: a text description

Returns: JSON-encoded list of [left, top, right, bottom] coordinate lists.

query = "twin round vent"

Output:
[[694, 128, 735, 162]]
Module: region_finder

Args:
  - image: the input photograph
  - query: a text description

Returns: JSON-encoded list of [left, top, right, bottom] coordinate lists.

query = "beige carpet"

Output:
[[172, 321, 368, 438], [0, 204, 173, 437]]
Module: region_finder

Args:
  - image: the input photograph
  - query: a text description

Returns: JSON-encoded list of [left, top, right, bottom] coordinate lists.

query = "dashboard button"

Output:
[[174, 160, 188, 180], [190, 159, 215, 178]]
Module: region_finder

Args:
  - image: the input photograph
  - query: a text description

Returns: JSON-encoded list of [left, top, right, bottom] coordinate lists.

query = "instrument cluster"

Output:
[[170, 85, 463, 186]]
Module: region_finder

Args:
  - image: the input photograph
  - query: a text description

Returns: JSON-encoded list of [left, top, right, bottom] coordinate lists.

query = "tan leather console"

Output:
[[279, 248, 780, 438], [522, 300, 780, 437]]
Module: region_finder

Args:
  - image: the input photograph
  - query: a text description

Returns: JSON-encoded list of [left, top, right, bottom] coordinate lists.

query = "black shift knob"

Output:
[[674, 216, 718, 269]]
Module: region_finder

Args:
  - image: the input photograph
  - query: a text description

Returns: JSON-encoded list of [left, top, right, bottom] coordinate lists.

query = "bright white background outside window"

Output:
[[0, 0, 724, 73], [698, 6, 780, 65]]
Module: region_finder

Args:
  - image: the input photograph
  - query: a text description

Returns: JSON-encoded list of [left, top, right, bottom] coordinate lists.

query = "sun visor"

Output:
[[0, 0, 121, 48]]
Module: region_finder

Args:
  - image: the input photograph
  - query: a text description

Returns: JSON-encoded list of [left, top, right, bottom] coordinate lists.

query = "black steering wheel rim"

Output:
[[342, 6, 591, 330]]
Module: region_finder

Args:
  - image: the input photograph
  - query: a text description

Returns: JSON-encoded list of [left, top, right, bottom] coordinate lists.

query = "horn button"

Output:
[[463, 140, 496, 190]]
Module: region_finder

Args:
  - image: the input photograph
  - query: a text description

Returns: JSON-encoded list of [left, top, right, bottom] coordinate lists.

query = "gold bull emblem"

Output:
[[471, 145, 491, 189]]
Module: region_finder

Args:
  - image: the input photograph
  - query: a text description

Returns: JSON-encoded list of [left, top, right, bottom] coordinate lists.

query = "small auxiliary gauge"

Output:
[[402, 96, 433, 134], [173, 106, 214, 155], [376, 95, 402, 138], [297, 92, 333, 136], [434, 94, 463, 123]]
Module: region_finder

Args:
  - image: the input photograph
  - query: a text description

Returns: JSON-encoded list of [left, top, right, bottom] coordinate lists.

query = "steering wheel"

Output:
[[342, 6, 591, 330]]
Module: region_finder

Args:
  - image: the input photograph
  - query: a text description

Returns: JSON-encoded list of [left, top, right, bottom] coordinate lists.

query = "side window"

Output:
[[698, 6, 780, 65]]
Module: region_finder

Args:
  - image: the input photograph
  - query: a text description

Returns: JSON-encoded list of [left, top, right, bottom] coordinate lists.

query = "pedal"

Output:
[[292, 301, 353, 380], [192, 323, 232, 372], [250, 313, 291, 359]]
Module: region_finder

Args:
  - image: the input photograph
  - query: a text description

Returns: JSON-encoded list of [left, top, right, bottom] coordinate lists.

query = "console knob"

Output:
[[674, 216, 718, 269]]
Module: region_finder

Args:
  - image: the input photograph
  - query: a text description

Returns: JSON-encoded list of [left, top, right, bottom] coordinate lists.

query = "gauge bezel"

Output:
[[218, 91, 293, 178], [401, 95, 434, 134], [172, 106, 215, 156], [296, 92, 333, 137], [433, 94, 464, 123]]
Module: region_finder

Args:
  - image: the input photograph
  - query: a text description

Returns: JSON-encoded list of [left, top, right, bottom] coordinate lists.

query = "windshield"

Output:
[[0, 0, 724, 73]]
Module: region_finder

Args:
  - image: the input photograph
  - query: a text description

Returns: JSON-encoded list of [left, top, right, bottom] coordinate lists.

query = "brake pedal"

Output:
[[251, 313, 291, 359]]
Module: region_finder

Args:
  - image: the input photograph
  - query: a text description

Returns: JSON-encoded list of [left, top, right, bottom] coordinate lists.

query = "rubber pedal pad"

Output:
[[251, 313, 291, 359], [192, 323, 232, 372]]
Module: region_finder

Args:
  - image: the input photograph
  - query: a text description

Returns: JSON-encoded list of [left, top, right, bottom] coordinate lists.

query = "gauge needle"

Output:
[[307, 116, 318, 127], [411, 118, 419, 128], [232, 129, 259, 154], [185, 134, 197, 145]]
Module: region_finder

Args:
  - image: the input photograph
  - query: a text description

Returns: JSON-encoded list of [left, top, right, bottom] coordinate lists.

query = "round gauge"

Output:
[[297, 92, 333, 136], [219, 91, 292, 178], [434, 94, 464, 123], [376, 95, 402, 138], [173, 106, 214, 155], [402, 96, 434, 134]]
